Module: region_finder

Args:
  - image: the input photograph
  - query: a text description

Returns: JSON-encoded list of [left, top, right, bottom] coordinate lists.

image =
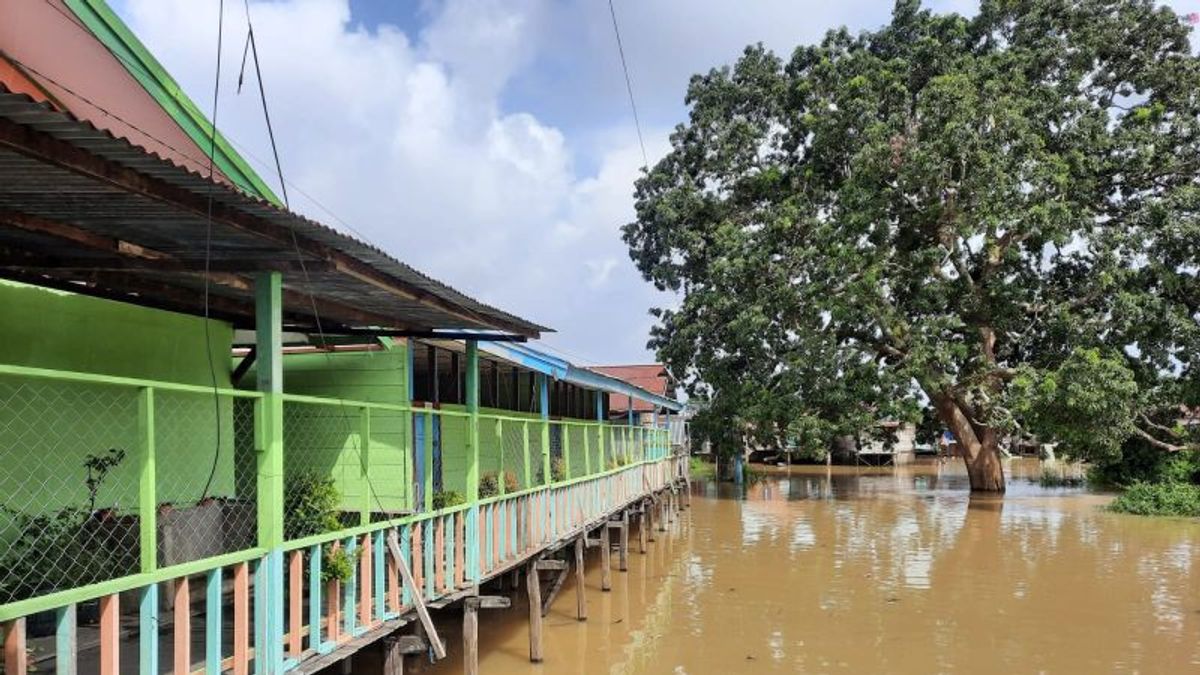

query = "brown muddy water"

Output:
[[424, 459, 1200, 674]]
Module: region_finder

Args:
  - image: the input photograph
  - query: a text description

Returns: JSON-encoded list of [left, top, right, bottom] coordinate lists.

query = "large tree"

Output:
[[625, 0, 1200, 491]]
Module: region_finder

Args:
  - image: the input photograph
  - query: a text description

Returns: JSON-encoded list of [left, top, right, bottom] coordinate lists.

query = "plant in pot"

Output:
[[431, 490, 465, 510]]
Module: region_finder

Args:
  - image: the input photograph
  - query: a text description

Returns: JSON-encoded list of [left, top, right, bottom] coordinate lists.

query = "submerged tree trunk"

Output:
[[932, 392, 1006, 493]]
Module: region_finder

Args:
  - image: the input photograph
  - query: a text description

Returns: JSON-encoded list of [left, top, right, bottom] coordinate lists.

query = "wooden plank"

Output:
[[206, 569, 222, 674], [434, 517, 446, 593], [99, 594, 119, 675], [233, 562, 250, 675], [411, 523, 423, 599], [360, 534, 373, 627], [56, 605, 76, 675], [575, 536, 587, 621], [309, 545, 324, 653], [289, 551, 303, 657], [327, 541, 342, 643], [385, 530, 447, 660], [140, 584, 159, 675], [173, 579, 191, 675], [526, 563, 543, 663], [4, 618, 27, 675], [540, 566, 569, 618], [455, 512, 466, 589], [535, 560, 567, 571], [344, 539, 358, 637]]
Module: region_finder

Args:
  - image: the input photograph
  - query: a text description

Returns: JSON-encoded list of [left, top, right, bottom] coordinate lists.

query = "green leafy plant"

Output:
[[432, 490, 465, 510], [321, 546, 354, 584], [550, 457, 566, 482], [284, 472, 342, 541], [84, 447, 126, 512]]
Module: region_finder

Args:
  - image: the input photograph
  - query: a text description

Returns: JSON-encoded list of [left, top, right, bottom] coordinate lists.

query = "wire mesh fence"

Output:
[[498, 417, 529, 493], [154, 390, 258, 567]]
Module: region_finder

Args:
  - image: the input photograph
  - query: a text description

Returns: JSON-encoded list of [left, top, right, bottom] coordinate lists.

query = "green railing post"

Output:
[[138, 387, 156, 573], [583, 424, 591, 476], [563, 424, 571, 480], [595, 394, 605, 471], [254, 271, 285, 672], [497, 418, 506, 496], [522, 421, 531, 489], [360, 406, 371, 525], [465, 340, 480, 582], [538, 374, 550, 485], [422, 405, 433, 512]]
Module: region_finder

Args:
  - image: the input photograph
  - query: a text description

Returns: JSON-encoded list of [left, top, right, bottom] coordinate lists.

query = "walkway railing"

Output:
[[0, 364, 673, 674]]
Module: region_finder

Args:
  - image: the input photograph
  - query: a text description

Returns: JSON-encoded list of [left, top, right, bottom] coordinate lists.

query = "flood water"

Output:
[[426, 459, 1200, 674]]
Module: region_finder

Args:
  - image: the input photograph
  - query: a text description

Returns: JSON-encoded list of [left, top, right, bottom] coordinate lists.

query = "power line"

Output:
[[198, 0, 227, 502], [607, 0, 649, 169]]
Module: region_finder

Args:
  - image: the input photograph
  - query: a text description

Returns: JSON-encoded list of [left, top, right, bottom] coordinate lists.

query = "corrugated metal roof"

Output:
[[0, 87, 548, 337]]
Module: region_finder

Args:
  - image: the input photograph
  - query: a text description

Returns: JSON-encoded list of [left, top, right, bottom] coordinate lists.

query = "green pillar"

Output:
[[254, 272, 284, 672], [465, 340, 480, 582], [538, 374, 550, 484], [256, 271, 284, 549]]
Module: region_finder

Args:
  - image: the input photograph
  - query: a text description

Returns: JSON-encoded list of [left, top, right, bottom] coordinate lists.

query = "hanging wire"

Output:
[[607, 0, 649, 169], [198, 0, 227, 501]]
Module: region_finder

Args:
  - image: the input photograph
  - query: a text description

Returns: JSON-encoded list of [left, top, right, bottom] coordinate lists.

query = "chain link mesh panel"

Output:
[[154, 391, 258, 567], [567, 423, 587, 478], [0, 375, 142, 605], [283, 399, 362, 540], [500, 419, 528, 492]]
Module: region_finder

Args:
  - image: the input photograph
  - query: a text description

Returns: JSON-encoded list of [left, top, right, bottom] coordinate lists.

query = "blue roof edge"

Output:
[[477, 340, 682, 412]]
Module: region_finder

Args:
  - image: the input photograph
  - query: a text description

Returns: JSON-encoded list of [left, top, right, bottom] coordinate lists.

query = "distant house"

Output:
[[590, 364, 689, 448]]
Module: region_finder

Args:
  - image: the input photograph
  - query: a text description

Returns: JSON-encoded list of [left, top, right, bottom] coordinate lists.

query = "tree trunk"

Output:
[[932, 393, 1006, 493]]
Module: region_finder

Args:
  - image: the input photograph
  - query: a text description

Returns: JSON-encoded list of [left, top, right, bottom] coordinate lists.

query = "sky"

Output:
[[108, 0, 1191, 366]]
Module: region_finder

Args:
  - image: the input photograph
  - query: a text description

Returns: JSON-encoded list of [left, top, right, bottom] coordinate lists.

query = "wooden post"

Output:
[[175, 577, 192, 674], [600, 525, 612, 592], [4, 618, 26, 675], [526, 562, 543, 662], [575, 536, 588, 620], [57, 606, 76, 675], [233, 562, 250, 675], [99, 594, 119, 675], [646, 497, 656, 542], [618, 511, 629, 572], [659, 496, 668, 532], [464, 599, 479, 675], [255, 273, 286, 673]]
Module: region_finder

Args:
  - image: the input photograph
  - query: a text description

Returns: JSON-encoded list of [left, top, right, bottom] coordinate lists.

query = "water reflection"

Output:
[[426, 459, 1200, 674]]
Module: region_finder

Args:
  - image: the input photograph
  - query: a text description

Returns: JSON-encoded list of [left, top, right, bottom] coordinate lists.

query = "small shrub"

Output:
[[284, 472, 342, 541], [432, 490, 465, 510], [550, 457, 566, 482], [321, 546, 354, 584], [1109, 482, 1200, 518]]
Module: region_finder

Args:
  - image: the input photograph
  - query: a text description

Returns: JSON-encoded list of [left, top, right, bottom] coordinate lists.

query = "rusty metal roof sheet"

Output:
[[0, 87, 548, 337]]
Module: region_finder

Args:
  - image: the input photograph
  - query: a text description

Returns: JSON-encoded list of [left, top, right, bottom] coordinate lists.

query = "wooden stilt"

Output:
[[56, 605, 76, 675], [600, 525, 612, 592], [526, 562, 543, 662], [618, 511, 629, 572], [647, 498, 656, 542], [575, 536, 588, 621], [659, 497, 668, 532], [381, 636, 405, 675], [4, 618, 26, 675], [638, 507, 648, 554], [463, 598, 479, 675], [98, 594, 119, 675], [175, 577, 192, 674]]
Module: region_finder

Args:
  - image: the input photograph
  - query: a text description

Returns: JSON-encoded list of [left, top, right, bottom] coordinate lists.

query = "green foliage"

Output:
[[1009, 349, 1139, 462], [321, 546, 354, 584], [550, 457, 566, 482], [432, 490, 465, 510], [1108, 482, 1200, 518], [1089, 442, 1200, 488], [689, 456, 716, 479], [1037, 466, 1085, 489], [83, 447, 126, 512], [284, 472, 342, 541], [478, 471, 519, 498], [623, 0, 1200, 488]]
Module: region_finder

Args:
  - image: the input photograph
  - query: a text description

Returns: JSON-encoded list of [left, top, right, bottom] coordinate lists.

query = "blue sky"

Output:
[[111, 0, 1196, 366]]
